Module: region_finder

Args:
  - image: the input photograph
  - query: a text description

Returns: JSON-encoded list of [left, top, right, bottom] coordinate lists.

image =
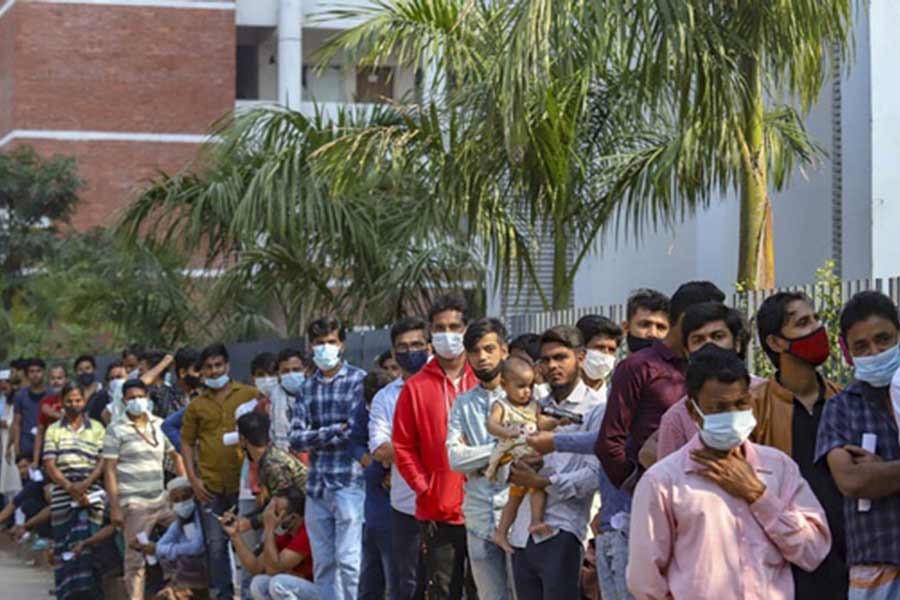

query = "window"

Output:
[[236, 45, 259, 100]]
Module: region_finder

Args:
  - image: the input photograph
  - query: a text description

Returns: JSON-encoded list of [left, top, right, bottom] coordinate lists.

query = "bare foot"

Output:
[[528, 522, 553, 537], [491, 529, 515, 555]]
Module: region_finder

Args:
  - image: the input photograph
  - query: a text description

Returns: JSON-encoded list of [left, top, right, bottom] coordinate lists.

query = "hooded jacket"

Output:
[[392, 358, 477, 524]]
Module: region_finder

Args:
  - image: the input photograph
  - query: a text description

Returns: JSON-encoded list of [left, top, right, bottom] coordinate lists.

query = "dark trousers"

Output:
[[391, 509, 425, 600], [360, 524, 393, 600], [199, 492, 237, 600], [421, 521, 468, 600], [513, 531, 583, 600]]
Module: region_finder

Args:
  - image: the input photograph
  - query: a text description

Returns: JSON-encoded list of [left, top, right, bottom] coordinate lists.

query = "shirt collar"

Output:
[[62, 416, 90, 433], [314, 362, 348, 383], [651, 340, 684, 365], [682, 433, 772, 475]]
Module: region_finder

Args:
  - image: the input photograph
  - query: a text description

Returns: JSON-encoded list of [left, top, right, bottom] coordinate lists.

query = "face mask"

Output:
[[784, 326, 831, 366], [125, 396, 152, 416], [183, 375, 202, 389], [854, 344, 900, 388], [64, 405, 84, 419], [48, 387, 61, 396], [313, 344, 342, 372], [394, 351, 429, 375], [582, 350, 616, 381], [473, 365, 502, 383], [254, 376, 279, 397], [627, 334, 654, 354], [281, 372, 306, 395], [76, 372, 96, 387], [433, 332, 465, 360], [691, 399, 756, 451], [173, 500, 195, 519], [205, 374, 230, 390]]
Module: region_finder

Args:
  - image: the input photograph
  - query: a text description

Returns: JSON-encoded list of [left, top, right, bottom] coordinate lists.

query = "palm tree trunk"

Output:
[[551, 217, 571, 310], [737, 56, 775, 289]]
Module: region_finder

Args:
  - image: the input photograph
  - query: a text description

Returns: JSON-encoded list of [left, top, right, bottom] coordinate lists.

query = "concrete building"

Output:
[[0, 0, 417, 230]]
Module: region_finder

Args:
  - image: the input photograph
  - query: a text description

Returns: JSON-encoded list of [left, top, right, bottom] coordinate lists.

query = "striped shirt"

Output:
[[44, 417, 105, 481], [103, 415, 173, 507]]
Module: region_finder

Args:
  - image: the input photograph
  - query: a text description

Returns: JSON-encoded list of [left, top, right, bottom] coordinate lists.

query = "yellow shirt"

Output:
[[180, 381, 258, 494]]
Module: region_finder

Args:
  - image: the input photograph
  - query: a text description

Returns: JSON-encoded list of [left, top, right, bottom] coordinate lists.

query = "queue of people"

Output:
[[2, 285, 900, 600]]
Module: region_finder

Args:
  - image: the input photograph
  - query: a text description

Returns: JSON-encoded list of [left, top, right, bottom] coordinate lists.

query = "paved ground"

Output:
[[0, 535, 53, 597]]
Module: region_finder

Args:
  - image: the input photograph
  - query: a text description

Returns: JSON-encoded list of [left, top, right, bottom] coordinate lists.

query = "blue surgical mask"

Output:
[[313, 344, 342, 372], [205, 374, 230, 390], [125, 396, 152, 416], [281, 372, 306, 396], [691, 399, 757, 451], [854, 344, 900, 388]]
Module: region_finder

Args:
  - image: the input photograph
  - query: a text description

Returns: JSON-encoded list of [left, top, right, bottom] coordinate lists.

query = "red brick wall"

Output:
[[0, 3, 16, 139]]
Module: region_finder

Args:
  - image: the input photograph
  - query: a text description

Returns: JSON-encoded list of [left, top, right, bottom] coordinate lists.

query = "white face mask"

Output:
[[125, 396, 152, 416], [313, 344, 342, 372], [582, 349, 616, 381], [173, 500, 195, 519], [205, 374, 230, 390], [254, 376, 279, 397], [281, 372, 306, 396], [432, 332, 465, 360], [691, 399, 757, 451]]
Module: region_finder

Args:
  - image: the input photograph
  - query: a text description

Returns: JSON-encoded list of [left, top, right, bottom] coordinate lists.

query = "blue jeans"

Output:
[[200, 492, 237, 600], [305, 487, 365, 600], [466, 532, 512, 600], [596, 529, 632, 600], [250, 573, 320, 600], [239, 498, 261, 599], [360, 525, 392, 600]]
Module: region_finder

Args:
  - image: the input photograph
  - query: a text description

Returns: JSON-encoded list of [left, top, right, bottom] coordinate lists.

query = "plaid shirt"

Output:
[[290, 363, 365, 498], [150, 384, 187, 420], [816, 380, 900, 567]]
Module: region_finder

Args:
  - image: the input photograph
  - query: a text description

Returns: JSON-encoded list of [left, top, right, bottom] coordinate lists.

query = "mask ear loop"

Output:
[[839, 335, 854, 366]]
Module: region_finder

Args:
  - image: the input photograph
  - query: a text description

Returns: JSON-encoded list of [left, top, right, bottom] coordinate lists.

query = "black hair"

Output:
[[140, 350, 168, 369], [200, 343, 229, 365], [509, 334, 542, 363], [755, 292, 812, 367], [363, 369, 394, 405], [10, 358, 28, 370], [250, 352, 278, 375], [277, 347, 306, 366], [685, 345, 750, 400], [174, 347, 201, 374], [375, 351, 394, 370], [274, 486, 306, 518], [428, 293, 469, 325], [72, 354, 96, 371], [122, 344, 144, 360], [681, 302, 750, 360], [27, 358, 46, 370], [307, 317, 346, 342], [575, 314, 623, 347], [670, 281, 725, 324], [840, 291, 900, 339], [59, 382, 81, 401], [48, 364, 67, 375], [105, 360, 124, 379], [540, 325, 584, 351], [122, 379, 148, 396], [463, 318, 508, 353], [237, 411, 270, 446], [390, 316, 430, 345], [626, 289, 670, 321]]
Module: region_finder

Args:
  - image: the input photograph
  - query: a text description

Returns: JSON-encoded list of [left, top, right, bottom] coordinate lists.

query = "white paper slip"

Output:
[[14, 508, 25, 526], [61, 551, 74, 562], [136, 531, 158, 565], [183, 522, 197, 541], [859, 433, 877, 512], [29, 427, 37, 436], [29, 467, 43, 482]]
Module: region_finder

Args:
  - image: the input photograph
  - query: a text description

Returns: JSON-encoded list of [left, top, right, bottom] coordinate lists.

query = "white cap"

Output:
[[167, 476, 192, 492], [0, 369, 10, 380], [234, 399, 258, 420]]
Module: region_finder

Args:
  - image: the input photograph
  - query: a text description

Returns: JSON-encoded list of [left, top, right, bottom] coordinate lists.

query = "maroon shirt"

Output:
[[595, 340, 686, 487]]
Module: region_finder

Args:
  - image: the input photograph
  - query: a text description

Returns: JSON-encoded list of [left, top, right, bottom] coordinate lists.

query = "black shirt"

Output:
[[791, 388, 848, 600], [85, 389, 110, 423]]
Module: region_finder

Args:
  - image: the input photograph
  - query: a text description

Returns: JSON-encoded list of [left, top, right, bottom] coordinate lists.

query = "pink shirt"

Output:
[[627, 435, 831, 600], [656, 375, 766, 461]]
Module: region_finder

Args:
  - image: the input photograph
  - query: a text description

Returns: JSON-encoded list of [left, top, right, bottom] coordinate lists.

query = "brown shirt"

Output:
[[750, 374, 842, 455], [181, 381, 259, 494]]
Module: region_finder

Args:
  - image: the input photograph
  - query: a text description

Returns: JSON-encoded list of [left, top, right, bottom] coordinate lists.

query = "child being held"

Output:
[[486, 356, 564, 554]]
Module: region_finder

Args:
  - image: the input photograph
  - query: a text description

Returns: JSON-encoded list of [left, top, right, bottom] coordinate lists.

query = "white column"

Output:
[[277, 0, 302, 110]]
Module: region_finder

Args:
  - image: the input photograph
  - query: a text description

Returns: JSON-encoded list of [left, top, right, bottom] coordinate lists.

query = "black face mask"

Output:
[[473, 365, 502, 383], [76, 372, 96, 387], [183, 375, 202, 390], [64, 406, 84, 419], [626, 334, 655, 354]]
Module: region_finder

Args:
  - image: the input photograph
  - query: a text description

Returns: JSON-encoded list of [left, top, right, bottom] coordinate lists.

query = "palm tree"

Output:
[[118, 105, 483, 331]]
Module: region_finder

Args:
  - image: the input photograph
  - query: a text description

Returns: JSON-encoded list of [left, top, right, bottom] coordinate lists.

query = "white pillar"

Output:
[[277, 0, 302, 110]]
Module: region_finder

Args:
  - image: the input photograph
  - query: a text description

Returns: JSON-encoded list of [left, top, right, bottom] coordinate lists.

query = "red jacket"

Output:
[[392, 358, 477, 524]]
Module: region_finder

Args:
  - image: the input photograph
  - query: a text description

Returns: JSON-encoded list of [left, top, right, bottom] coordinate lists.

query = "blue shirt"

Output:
[[162, 407, 186, 453], [156, 505, 205, 561], [12, 388, 46, 458], [446, 384, 509, 541], [290, 363, 366, 499], [816, 380, 900, 567], [349, 397, 391, 531]]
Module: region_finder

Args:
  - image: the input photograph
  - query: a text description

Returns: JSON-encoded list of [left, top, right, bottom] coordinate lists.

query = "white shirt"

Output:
[[509, 379, 604, 548], [369, 377, 417, 516]]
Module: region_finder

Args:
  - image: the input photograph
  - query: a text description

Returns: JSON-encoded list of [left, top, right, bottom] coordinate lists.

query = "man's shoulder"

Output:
[[824, 381, 865, 412], [342, 363, 367, 380], [371, 379, 402, 406]]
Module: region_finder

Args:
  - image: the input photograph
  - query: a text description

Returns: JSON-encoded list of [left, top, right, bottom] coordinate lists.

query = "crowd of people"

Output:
[[1, 283, 900, 600]]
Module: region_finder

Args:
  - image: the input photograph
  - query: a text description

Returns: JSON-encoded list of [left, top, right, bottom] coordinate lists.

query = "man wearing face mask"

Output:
[[368, 316, 431, 600], [73, 354, 104, 416], [446, 318, 513, 600], [103, 379, 186, 600], [817, 291, 900, 599], [161, 348, 202, 452], [621, 289, 671, 354], [181, 343, 259, 600], [628, 346, 831, 600], [393, 295, 478, 600], [290, 318, 366, 600], [750, 292, 847, 600], [575, 315, 622, 393], [272, 348, 306, 451]]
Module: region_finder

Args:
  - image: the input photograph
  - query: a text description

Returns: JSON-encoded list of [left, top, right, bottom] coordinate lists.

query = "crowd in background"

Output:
[[2, 283, 900, 600]]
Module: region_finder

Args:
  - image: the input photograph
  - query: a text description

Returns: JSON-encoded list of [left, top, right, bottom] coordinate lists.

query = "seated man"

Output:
[[628, 346, 831, 600], [223, 488, 317, 600], [132, 477, 208, 599]]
